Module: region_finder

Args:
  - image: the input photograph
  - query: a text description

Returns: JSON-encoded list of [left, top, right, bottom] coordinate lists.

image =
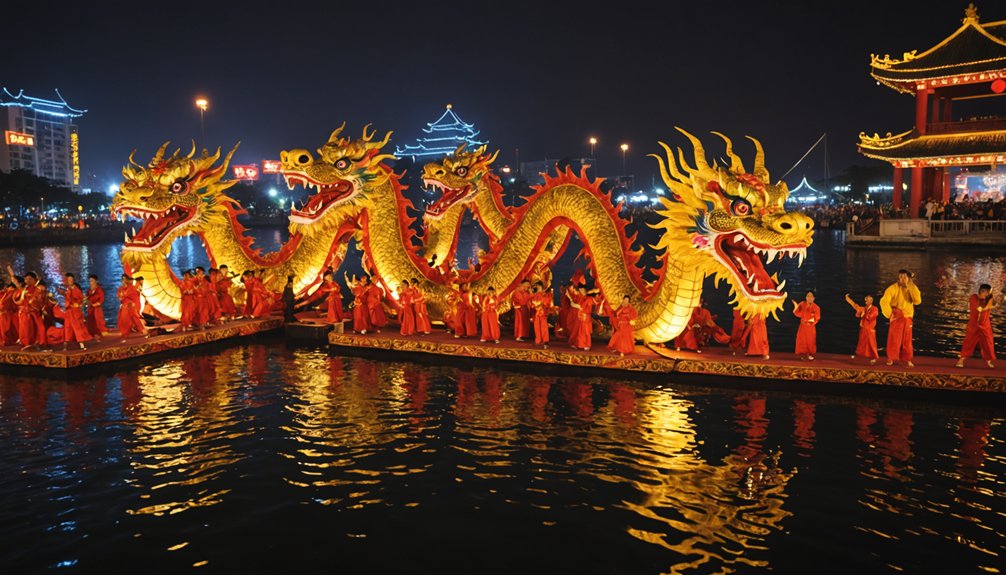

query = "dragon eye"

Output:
[[731, 198, 752, 216], [335, 158, 350, 170], [455, 166, 468, 176], [169, 179, 190, 194]]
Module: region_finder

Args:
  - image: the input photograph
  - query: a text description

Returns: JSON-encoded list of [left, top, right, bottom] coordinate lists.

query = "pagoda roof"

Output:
[[870, 7, 1006, 93], [858, 129, 1006, 167], [395, 104, 487, 159], [0, 87, 87, 118]]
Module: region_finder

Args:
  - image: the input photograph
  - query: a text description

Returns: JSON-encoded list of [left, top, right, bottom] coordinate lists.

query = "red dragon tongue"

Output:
[[428, 185, 466, 217]]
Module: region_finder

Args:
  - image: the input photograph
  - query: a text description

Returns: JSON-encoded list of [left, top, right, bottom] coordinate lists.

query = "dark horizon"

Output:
[[5, 1, 997, 194]]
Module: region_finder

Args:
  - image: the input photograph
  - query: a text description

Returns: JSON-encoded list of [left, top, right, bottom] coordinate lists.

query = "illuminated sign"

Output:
[[5, 130, 35, 146], [71, 132, 80, 185], [262, 160, 282, 174], [232, 164, 260, 180]]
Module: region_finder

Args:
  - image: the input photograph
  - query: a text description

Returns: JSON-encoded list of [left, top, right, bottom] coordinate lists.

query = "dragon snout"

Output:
[[769, 212, 815, 242], [281, 149, 315, 169]]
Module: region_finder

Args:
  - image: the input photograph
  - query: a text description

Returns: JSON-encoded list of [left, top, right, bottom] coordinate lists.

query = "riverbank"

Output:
[[0, 217, 287, 248]]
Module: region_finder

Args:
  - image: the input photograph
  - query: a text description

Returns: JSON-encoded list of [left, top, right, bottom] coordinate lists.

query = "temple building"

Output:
[[858, 4, 1006, 216], [0, 88, 86, 190], [395, 104, 487, 160]]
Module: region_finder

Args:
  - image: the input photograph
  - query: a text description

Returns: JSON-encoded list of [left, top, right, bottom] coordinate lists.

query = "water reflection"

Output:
[[0, 345, 1003, 573]]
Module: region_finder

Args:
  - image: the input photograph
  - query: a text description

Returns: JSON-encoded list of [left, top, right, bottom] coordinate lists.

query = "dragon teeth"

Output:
[[765, 250, 777, 264], [777, 279, 787, 292]]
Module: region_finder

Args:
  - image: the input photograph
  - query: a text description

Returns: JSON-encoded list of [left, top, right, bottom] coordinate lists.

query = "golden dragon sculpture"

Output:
[[110, 141, 364, 318], [281, 125, 814, 343]]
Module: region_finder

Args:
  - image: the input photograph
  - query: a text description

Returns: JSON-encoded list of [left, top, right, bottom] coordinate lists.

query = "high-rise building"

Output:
[[0, 88, 87, 190], [395, 104, 487, 160]]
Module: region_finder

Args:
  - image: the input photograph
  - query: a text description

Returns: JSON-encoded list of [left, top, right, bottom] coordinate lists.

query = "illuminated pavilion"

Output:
[[858, 4, 1006, 216], [394, 104, 487, 161]]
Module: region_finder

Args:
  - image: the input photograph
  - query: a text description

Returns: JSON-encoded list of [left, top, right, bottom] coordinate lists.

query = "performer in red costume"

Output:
[[217, 265, 237, 320], [479, 286, 501, 343], [729, 309, 746, 355], [411, 279, 432, 335], [117, 274, 145, 341], [347, 274, 372, 334], [511, 279, 532, 342], [956, 283, 997, 369], [793, 291, 820, 360], [363, 276, 387, 331], [455, 284, 478, 338], [180, 270, 197, 329], [529, 282, 551, 348], [569, 285, 600, 350], [12, 269, 47, 350], [0, 274, 19, 346], [206, 268, 222, 324], [193, 267, 210, 328], [398, 283, 416, 336], [557, 281, 574, 338], [607, 295, 638, 356], [845, 293, 879, 363], [241, 270, 258, 318], [85, 274, 107, 341], [744, 313, 770, 359], [60, 273, 90, 350], [880, 269, 922, 368]]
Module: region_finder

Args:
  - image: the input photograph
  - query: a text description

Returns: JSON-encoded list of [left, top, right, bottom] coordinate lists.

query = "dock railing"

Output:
[[848, 219, 1006, 237]]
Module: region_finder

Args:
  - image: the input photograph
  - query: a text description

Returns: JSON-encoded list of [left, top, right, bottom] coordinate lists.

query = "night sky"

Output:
[[5, 1, 986, 192]]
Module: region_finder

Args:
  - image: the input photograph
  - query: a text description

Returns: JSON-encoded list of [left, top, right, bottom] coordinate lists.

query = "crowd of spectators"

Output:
[[794, 195, 1006, 232]]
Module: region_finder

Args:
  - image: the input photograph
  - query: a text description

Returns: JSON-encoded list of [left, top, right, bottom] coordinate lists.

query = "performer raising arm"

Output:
[[879, 269, 922, 368], [793, 291, 820, 361], [956, 283, 997, 369], [844, 293, 879, 364]]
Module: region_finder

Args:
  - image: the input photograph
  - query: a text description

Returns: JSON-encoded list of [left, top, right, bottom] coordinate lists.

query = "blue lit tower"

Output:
[[395, 104, 487, 160], [0, 88, 86, 190]]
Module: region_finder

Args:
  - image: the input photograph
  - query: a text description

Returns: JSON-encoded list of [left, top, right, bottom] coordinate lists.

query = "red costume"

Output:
[[117, 283, 145, 338], [850, 302, 879, 359], [217, 276, 237, 316], [16, 284, 47, 346], [0, 286, 17, 345], [674, 306, 709, 351], [569, 293, 597, 350], [194, 275, 209, 326], [880, 281, 921, 364], [86, 285, 107, 337], [744, 314, 770, 357], [365, 284, 387, 329], [399, 288, 416, 336], [511, 286, 532, 340], [607, 304, 637, 354], [531, 291, 551, 345], [352, 284, 371, 332], [557, 286, 574, 337], [205, 276, 221, 323], [412, 286, 432, 334], [729, 309, 746, 352], [793, 301, 820, 355], [480, 294, 501, 342], [960, 294, 996, 361], [181, 276, 197, 328], [455, 290, 478, 337], [62, 284, 91, 344]]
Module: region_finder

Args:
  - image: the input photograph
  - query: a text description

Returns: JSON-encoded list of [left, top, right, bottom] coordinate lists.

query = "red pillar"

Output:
[[942, 98, 953, 124], [942, 170, 952, 203], [915, 89, 929, 135], [892, 167, 903, 208], [910, 167, 924, 217]]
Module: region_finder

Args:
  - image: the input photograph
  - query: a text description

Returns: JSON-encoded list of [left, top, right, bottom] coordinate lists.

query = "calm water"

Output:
[[0, 345, 1003, 573], [1, 228, 1005, 573]]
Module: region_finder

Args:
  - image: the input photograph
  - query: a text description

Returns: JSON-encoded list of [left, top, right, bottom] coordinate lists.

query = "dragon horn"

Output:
[[221, 142, 240, 167], [745, 136, 770, 183], [486, 149, 499, 164], [128, 149, 142, 168], [454, 143, 467, 156], [187, 139, 197, 159], [674, 127, 709, 173], [361, 123, 374, 142], [328, 122, 347, 144], [150, 141, 171, 166], [711, 131, 745, 174], [364, 130, 392, 150]]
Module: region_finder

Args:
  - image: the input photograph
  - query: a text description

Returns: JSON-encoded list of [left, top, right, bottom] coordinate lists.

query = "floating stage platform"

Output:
[[0, 317, 283, 373], [327, 330, 1006, 396]]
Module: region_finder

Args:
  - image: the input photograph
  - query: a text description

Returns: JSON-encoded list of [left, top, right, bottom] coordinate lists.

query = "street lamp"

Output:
[[589, 137, 597, 157], [195, 97, 209, 141], [620, 143, 629, 174]]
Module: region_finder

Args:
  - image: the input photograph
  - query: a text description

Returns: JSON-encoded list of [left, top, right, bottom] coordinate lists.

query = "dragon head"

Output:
[[281, 123, 395, 235], [650, 128, 814, 320], [111, 142, 239, 254], [420, 144, 499, 221]]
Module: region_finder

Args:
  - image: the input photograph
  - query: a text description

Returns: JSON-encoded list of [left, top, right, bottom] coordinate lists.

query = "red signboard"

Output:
[[232, 164, 260, 180], [5, 130, 35, 147], [262, 159, 282, 174]]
